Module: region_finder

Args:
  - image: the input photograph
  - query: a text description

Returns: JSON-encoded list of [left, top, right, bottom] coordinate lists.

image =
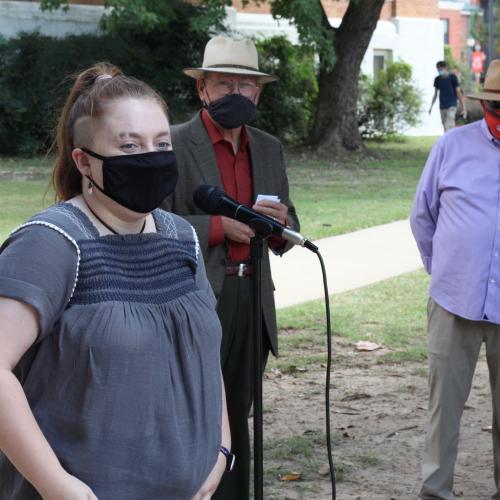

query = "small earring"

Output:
[[87, 179, 93, 195]]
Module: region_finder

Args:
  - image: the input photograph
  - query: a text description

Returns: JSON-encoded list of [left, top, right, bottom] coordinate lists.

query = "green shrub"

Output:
[[0, 31, 317, 155], [357, 60, 423, 139], [444, 44, 473, 93], [0, 1, 210, 156], [0, 32, 127, 155], [255, 36, 318, 144]]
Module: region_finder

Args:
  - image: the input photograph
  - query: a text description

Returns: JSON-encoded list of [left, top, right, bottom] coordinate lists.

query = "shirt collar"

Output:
[[481, 118, 500, 147], [200, 109, 249, 149]]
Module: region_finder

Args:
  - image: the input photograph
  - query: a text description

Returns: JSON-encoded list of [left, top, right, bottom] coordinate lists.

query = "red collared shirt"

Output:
[[202, 109, 253, 262]]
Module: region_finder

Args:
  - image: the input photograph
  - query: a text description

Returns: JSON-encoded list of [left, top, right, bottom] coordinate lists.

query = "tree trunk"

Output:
[[308, 0, 386, 154]]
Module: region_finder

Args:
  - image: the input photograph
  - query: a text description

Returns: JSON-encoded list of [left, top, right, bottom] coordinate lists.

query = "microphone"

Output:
[[193, 185, 318, 253]]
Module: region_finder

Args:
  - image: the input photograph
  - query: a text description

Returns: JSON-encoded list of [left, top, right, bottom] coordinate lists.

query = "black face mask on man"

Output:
[[81, 148, 178, 213], [206, 93, 256, 129]]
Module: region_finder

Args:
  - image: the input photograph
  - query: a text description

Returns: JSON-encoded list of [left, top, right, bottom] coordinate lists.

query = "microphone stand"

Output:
[[249, 218, 274, 500]]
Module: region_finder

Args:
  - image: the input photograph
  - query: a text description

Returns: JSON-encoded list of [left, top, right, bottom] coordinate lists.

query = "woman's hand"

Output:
[[40, 471, 98, 500], [190, 452, 226, 500]]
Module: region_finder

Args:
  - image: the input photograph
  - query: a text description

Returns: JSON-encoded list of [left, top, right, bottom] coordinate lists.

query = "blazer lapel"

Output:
[[247, 128, 268, 201], [187, 114, 222, 188]]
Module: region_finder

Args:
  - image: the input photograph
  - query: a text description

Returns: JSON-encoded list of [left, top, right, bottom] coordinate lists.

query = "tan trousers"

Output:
[[440, 107, 457, 132], [420, 299, 500, 500]]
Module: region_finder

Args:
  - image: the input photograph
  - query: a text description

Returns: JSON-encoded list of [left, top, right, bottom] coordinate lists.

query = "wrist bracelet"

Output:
[[219, 446, 236, 472]]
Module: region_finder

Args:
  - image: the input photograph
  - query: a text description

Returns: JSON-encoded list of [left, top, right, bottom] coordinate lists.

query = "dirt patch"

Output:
[[260, 344, 496, 499]]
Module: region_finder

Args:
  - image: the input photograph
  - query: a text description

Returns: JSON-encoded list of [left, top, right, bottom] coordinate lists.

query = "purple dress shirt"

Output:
[[410, 119, 500, 323]]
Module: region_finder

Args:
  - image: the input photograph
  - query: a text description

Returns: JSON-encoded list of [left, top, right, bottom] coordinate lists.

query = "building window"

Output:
[[441, 18, 450, 44], [373, 49, 393, 79]]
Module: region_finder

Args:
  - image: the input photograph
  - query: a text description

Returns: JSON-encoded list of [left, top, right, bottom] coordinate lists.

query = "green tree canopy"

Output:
[[40, 0, 387, 155]]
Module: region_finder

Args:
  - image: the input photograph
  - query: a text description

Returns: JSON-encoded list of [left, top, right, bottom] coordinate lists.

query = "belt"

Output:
[[225, 263, 254, 277]]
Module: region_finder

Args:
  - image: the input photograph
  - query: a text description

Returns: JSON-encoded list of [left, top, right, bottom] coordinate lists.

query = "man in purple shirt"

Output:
[[411, 59, 500, 499]]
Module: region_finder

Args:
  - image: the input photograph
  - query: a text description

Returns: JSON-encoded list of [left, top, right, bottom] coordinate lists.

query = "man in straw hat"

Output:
[[411, 59, 500, 499], [161, 36, 300, 499]]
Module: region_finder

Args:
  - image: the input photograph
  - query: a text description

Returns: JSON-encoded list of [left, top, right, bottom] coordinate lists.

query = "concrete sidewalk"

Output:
[[270, 219, 423, 309]]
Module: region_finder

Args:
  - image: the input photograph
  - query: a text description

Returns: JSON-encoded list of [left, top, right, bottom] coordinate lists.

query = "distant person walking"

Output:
[[428, 61, 467, 132]]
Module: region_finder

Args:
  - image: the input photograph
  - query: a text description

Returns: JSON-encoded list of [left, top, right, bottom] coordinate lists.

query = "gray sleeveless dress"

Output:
[[0, 203, 222, 499]]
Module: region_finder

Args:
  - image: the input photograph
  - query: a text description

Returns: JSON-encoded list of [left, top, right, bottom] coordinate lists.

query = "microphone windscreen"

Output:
[[193, 185, 224, 215]]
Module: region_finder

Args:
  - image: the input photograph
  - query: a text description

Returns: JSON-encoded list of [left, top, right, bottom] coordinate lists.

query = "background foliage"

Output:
[[1, 1, 421, 155], [0, 0, 214, 155], [255, 36, 318, 143], [0, 31, 318, 155], [358, 60, 423, 139]]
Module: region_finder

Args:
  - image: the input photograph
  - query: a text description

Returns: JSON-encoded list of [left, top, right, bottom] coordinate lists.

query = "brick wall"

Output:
[[440, 8, 467, 62], [230, 0, 269, 14], [320, 0, 393, 21], [392, 0, 439, 18], [65, 0, 439, 19], [15, 0, 102, 3], [231, 0, 438, 20]]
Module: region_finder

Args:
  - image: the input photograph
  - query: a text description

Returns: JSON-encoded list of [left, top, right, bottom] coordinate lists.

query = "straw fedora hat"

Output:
[[467, 59, 500, 101], [183, 36, 277, 84]]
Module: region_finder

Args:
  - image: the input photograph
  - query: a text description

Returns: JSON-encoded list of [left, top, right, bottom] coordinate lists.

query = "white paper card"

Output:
[[256, 194, 280, 203]]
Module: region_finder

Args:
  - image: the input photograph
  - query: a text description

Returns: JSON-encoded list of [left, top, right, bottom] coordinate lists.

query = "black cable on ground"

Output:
[[316, 250, 336, 499]]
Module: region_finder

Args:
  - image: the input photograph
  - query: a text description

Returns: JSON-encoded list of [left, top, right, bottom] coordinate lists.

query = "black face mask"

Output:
[[81, 148, 178, 214], [207, 93, 256, 129]]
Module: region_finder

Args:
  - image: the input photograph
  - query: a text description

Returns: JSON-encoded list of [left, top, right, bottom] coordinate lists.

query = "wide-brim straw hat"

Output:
[[183, 36, 277, 84], [467, 59, 500, 101]]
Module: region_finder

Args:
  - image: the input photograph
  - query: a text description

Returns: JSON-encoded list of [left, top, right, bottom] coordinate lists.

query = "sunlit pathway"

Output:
[[271, 219, 423, 308]]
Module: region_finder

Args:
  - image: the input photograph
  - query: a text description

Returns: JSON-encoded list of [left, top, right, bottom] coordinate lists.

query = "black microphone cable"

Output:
[[315, 249, 336, 500], [193, 184, 336, 497]]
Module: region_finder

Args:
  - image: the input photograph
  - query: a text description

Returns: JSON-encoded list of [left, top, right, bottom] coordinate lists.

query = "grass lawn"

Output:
[[0, 139, 433, 363], [0, 135, 437, 242], [262, 269, 430, 497], [0, 180, 53, 242], [0, 156, 53, 241], [271, 269, 430, 372], [0, 141, 433, 356], [287, 136, 437, 240]]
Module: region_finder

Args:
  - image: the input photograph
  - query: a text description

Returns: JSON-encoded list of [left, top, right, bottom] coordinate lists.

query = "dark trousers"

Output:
[[213, 275, 271, 500]]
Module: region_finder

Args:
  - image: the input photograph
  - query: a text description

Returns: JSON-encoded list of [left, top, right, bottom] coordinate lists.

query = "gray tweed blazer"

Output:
[[161, 112, 299, 355]]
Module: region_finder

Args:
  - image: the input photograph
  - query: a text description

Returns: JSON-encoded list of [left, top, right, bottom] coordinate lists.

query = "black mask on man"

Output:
[[207, 94, 256, 129], [81, 148, 178, 213]]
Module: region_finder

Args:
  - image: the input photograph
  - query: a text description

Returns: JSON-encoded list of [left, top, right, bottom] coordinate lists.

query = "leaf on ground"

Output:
[[279, 472, 302, 482], [281, 365, 308, 375], [341, 392, 371, 401], [355, 340, 383, 352], [386, 425, 418, 438], [318, 464, 331, 476], [265, 368, 283, 379]]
